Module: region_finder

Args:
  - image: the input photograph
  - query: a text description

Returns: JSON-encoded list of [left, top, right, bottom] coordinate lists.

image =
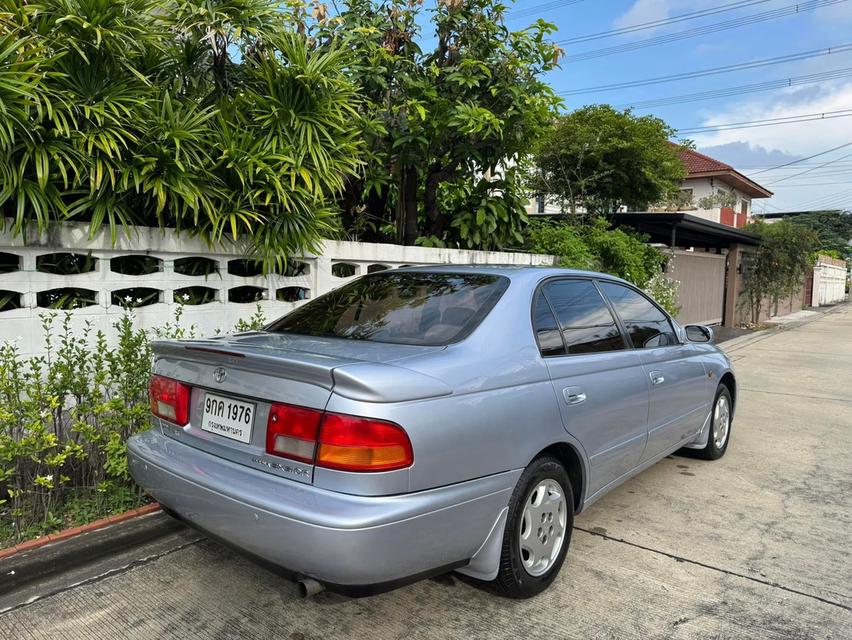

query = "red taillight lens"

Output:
[[149, 375, 191, 426], [317, 414, 413, 472], [265, 403, 323, 463]]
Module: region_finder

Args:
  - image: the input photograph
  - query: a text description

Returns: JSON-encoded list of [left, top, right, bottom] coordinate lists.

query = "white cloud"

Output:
[[689, 81, 852, 211], [614, 0, 672, 30], [812, 1, 852, 25], [689, 81, 852, 155], [613, 0, 718, 31]]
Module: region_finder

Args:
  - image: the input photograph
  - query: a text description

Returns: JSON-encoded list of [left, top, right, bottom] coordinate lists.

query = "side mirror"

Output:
[[685, 325, 714, 343]]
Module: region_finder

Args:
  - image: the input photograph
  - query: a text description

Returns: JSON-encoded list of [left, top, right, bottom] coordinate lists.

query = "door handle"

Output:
[[563, 386, 586, 405], [649, 370, 665, 385]]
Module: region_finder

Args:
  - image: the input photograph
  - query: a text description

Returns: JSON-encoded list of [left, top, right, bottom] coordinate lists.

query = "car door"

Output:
[[534, 278, 651, 497], [597, 281, 709, 462]]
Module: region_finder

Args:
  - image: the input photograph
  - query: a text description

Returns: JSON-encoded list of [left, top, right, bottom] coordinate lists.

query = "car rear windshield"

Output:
[[266, 272, 509, 346]]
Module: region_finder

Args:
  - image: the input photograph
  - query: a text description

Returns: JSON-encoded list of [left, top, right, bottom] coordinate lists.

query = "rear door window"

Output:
[[267, 272, 509, 346], [538, 279, 626, 355], [533, 293, 565, 356], [598, 282, 678, 349]]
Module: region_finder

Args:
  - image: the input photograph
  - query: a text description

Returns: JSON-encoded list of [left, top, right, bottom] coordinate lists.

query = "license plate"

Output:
[[201, 393, 255, 444]]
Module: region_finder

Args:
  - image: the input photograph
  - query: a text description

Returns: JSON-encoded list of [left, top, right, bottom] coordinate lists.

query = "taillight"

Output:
[[264, 404, 413, 472], [149, 375, 191, 426], [317, 414, 413, 472], [266, 403, 323, 463]]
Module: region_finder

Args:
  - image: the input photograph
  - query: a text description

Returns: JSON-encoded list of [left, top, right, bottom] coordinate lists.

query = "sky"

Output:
[[492, 0, 852, 213]]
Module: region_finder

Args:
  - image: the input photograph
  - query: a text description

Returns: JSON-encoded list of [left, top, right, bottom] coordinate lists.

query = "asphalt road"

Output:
[[2, 306, 850, 640]]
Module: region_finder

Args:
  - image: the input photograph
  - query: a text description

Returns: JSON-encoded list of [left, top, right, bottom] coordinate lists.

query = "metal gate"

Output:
[[669, 250, 727, 326]]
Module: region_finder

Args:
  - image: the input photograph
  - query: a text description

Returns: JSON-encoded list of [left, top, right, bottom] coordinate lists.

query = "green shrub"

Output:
[[525, 218, 666, 287], [0, 303, 267, 546], [524, 218, 680, 316]]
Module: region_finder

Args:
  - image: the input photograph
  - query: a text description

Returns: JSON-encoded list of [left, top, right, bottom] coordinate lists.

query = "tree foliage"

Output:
[[0, 0, 362, 268], [524, 218, 680, 314], [524, 218, 664, 286], [740, 220, 818, 323], [783, 210, 852, 261], [531, 105, 687, 216], [309, 0, 561, 247]]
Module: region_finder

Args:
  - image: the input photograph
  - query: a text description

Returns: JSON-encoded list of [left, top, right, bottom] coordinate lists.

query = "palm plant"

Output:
[[0, 0, 363, 267]]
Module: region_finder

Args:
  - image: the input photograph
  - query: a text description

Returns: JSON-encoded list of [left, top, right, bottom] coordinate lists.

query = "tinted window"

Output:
[[267, 272, 508, 346], [533, 294, 565, 356], [541, 280, 625, 355], [599, 282, 678, 349]]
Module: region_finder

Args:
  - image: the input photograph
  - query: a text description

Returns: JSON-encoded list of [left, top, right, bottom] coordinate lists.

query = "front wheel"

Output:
[[694, 384, 733, 460], [494, 455, 573, 598]]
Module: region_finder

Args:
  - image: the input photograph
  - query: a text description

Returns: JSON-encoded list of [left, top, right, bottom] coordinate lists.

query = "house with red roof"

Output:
[[527, 145, 773, 228], [665, 146, 773, 228]]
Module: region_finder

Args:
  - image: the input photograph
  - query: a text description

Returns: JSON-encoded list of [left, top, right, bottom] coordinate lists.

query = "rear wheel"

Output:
[[694, 384, 733, 460], [494, 455, 573, 598]]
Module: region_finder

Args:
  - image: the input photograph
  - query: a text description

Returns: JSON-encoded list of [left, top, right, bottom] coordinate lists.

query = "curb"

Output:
[[0, 506, 191, 603], [721, 303, 848, 354], [0, 503, 161, 561]]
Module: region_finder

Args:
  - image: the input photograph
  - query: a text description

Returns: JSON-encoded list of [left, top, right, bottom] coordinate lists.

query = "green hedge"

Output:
[[0, 306, 265, 547]]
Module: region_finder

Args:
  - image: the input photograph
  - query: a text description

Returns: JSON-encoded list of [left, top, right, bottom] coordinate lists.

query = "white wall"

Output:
[[0, 223, 554, 357], [811, 256, 848, 307], [680, 177, 752, 225]]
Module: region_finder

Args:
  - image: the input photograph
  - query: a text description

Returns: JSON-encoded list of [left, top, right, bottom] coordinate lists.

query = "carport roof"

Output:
[[607, 212, 761, 249]]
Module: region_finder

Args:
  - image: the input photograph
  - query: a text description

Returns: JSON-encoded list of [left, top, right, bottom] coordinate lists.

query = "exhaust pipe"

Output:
[[296, 576, 324, 598]]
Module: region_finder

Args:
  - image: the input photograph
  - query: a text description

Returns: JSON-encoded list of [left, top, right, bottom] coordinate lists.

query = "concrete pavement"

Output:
[[2, 306, 850, 639]]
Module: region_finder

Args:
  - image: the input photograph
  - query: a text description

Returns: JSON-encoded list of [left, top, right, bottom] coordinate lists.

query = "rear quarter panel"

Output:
[[323, 275, 588, 494]]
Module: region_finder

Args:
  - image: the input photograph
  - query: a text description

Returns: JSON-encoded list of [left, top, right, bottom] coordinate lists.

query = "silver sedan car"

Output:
[[128, 266, 735, 598]]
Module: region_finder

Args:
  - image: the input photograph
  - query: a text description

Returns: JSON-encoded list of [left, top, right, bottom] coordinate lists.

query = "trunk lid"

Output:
[[150, 334, 440, 484]]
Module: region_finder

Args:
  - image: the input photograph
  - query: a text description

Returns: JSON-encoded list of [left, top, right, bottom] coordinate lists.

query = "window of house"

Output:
[[536, 195, 546, 214], [538, 280, 625, 355], [598, 282, 677, 349]]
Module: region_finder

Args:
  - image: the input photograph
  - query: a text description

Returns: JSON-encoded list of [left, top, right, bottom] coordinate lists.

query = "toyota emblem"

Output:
[[213, 367, 227, 383]]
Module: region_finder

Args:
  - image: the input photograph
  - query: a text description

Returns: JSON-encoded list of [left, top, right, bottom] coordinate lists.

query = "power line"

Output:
[[790, 186, 852, 206], [559, 44, 852, 95], [559, 0, 772, 45], [511, 0, 587, 20], [561, 0, 849, 62], [792, 189, 852, 209], [615, 67, 852, 110], [748, 141, 852, 175], [766, 150, 852, 185], [676, 108, 852, 134], [768, 181, 852, 187], [736, 161, 852, 168]]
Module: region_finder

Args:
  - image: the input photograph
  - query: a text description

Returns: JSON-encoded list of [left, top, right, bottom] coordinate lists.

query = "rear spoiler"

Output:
[[152, 340, 343, 389]]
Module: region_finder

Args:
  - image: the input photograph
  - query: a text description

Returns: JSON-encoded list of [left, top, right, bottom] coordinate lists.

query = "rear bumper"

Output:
[[127, 429, 517, 588]]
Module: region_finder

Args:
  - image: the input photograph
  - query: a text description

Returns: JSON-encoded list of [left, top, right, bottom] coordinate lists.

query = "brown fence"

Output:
[[670, 249, 726, 325]]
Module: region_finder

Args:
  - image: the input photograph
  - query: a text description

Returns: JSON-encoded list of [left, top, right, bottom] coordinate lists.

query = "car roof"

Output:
[[392, 264, 632, 285]]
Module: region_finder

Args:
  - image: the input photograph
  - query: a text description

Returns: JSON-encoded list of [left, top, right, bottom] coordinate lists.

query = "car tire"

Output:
[[494, 455, 573, 599], [694, 384, 733, 460]]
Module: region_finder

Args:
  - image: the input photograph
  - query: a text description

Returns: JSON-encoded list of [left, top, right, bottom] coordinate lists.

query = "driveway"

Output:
[[3, 306, 850, 639]]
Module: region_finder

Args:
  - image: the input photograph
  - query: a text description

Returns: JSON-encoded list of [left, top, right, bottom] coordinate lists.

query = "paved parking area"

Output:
[[2, 306, 850, 639]]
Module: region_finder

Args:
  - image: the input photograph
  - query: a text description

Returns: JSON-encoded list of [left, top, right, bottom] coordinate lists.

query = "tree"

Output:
[[784, 210, 852, 260], [524, 218, 664, 286], [0, 0, 362, 269], [310, 0, 561, 247], [531, 105, 686, 216], [740, 220, 818, 323]]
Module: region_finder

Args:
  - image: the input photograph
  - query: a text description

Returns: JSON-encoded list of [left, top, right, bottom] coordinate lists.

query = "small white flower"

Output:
[[136, 297, 143, 304], [45, 474, 53, 482], [124, 295, 132, 302], [181, 294, 190, 301]]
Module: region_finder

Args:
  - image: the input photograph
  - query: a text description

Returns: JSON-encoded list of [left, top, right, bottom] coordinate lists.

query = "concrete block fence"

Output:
[[0, 223, 554, 357], [811, 255, 847, 307]]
